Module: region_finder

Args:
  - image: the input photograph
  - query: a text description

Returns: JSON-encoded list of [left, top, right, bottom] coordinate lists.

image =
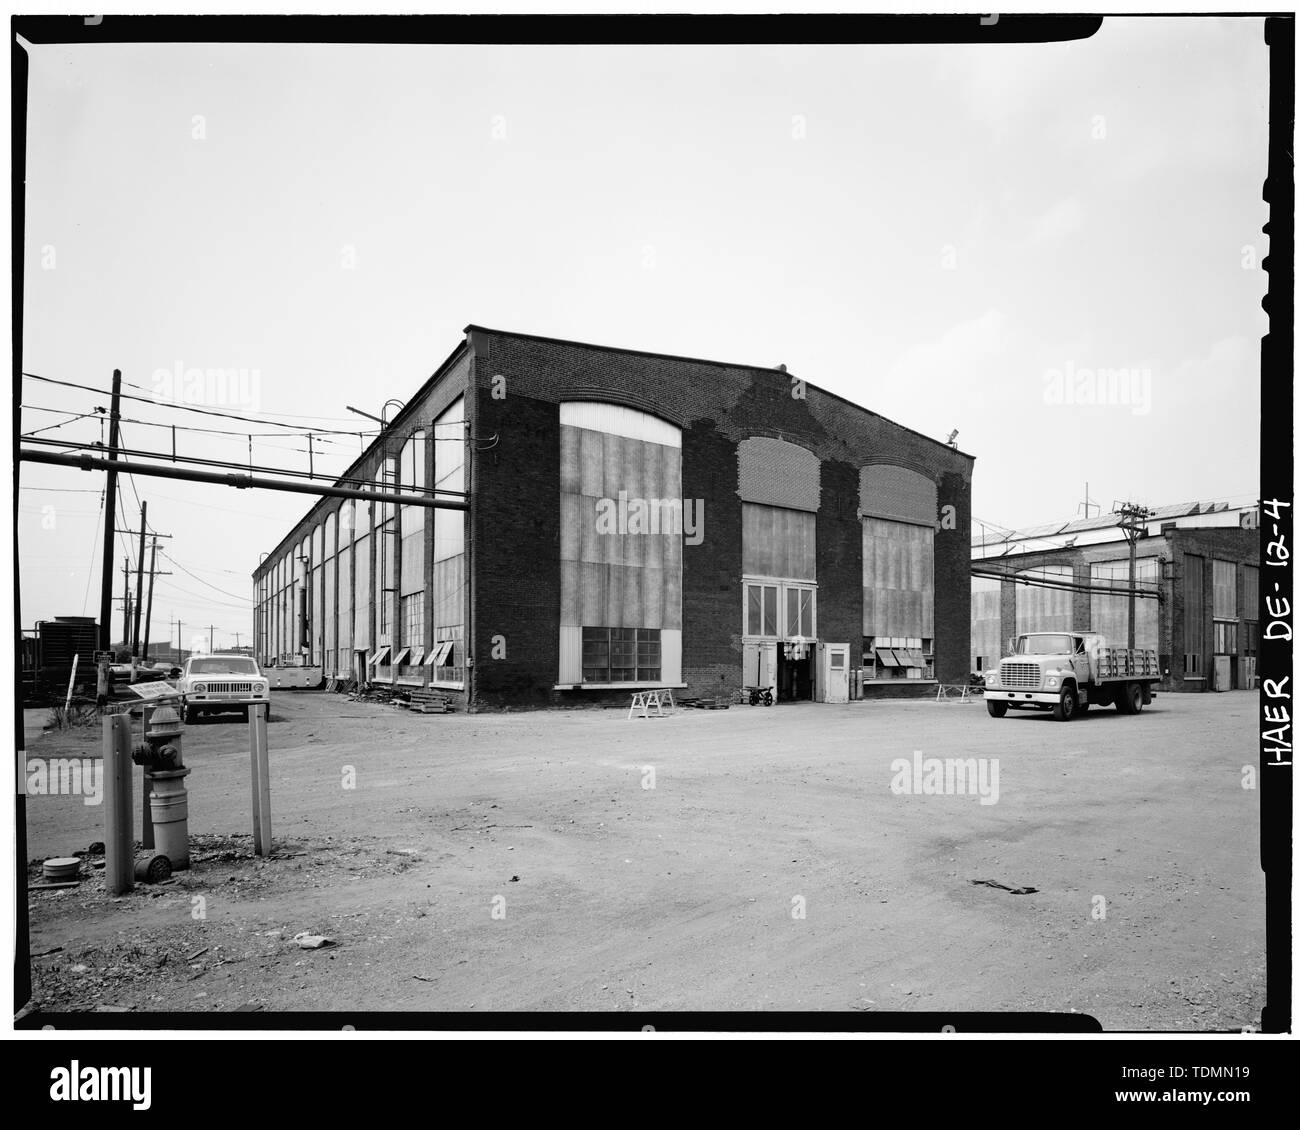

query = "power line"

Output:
[[21, 409, 99, 437], [23, 401, 369, 447], [81, 491, 104, 615], [160, 549, 250, 602], [23, 371, 381, 436]]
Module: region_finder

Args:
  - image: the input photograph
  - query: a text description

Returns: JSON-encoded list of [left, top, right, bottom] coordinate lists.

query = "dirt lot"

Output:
[[20, 689, 1265, 1028]]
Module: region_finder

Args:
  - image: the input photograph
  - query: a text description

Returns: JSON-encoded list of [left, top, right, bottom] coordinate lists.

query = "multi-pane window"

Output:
[[399, 431, 427, 676], [432, 398, 466, 685], [1243, 619, 1259, 657], [746, 584, 778, 637], [1243, 564, 1259, 659], [1212, 560, 1237, 619], [865, 635, 928, 681], [582, 627, 661, 683], [377, 458, 397, 635], [745, 581, 813, 640], [785, 587, 814, 638], [400, 593, 425, 673]]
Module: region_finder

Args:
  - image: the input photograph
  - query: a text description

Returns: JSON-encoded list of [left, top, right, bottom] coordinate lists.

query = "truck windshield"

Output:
[[1016, 634, 1074, 655], [189, 658, 259, 675]]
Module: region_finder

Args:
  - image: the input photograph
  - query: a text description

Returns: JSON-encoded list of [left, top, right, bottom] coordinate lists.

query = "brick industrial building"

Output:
[[252, 326, 974, 709], [971, 501, 1261, 692]]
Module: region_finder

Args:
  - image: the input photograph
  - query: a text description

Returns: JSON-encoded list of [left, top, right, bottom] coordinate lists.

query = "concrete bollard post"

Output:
[[102, 713, 134, 895], [248, 703, 272, 856]]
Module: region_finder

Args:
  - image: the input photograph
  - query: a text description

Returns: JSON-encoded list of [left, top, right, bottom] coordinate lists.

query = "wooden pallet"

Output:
[[407, 688, 454, 714]]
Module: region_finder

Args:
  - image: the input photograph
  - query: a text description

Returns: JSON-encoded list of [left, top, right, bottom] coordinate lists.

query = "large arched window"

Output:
[[397, 431, 427, 679], [860, 465, 937, 680], [558, 401, 683, 687], [430, 398, 466, 686]]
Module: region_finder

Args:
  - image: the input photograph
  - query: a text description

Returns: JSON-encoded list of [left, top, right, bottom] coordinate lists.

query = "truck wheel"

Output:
[[1123, 683, 1144, 714], [182, 705, 196, 725], [1053, 685, 1078, 722], [986, 700, 1007, 718]]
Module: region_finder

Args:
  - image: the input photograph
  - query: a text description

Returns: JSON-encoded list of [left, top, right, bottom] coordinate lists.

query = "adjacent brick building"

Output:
[[971, 501, 1261, 692], [253, 326, 975, 709]]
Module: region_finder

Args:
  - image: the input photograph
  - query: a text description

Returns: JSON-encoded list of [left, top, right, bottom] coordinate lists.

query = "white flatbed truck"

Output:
[[984, 631, 1160, 722]]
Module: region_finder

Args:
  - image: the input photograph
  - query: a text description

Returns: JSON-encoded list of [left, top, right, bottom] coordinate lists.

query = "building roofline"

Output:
[[252, 337, 471, 579], [464, 323, 976, 463]]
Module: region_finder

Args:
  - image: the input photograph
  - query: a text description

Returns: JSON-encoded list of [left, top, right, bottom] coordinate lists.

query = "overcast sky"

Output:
[[17, 17, 1268, 644]]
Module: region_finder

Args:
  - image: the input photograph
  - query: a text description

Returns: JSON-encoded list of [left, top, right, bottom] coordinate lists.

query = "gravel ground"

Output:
[[20, 689, 1265, 1028]]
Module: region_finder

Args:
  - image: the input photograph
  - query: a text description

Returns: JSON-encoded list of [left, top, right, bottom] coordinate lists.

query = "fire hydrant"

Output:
[[131, 703, 191, 870]]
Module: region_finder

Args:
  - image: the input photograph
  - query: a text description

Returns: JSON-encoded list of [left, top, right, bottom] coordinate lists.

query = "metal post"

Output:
[[248, 703, 271, 855], [140, 704, 154, 850], [103, 713, 134, 894]]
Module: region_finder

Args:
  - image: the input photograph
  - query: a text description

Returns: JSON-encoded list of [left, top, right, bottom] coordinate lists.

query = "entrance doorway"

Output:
[[777, 642, 814, 702]]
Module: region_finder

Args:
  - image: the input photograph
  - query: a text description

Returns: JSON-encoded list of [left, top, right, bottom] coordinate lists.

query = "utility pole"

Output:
[[97, 369, 122, 651], [142, 538, 159, 661], [1116, 502, 1153, 650], [132, 500, 147, 656], [120, 558, 133, 653], [207, 624, 217, 653], [1079, 482, 1099, 519], [114, 514, 171, 656]]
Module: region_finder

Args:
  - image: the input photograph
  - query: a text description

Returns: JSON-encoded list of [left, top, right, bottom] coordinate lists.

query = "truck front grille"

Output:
[[205, 682, 254, 694], [1000, 662, 1041, 689]]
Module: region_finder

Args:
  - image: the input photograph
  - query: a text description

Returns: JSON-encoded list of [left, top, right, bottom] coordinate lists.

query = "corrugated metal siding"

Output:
[[559, 415, 684, 634], [742, 503, 817, 580], [558, 625, 582, 683], [1212, 559, 1237, 618], [862, 518, 934, 638], [1015, 566, 1073, 634], [737, 437, 821, 512], [859, 464, 938, 526], [1089, 558, 1158, 647], [970, 575, 1002, 670]]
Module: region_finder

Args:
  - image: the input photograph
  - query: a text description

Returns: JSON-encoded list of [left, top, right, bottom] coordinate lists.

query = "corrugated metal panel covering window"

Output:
[[862, 518, 934, 639], [1212, 560, 1237, 619], [1089, 558, 1158, 648], [742, 503, 816, 580], [859, 465, 937, 526], [1015, 566, 1073, 634], [737, 437, 820, 512]]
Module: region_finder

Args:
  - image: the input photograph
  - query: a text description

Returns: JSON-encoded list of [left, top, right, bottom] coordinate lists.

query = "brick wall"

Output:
[[423, 328, 972, 708]]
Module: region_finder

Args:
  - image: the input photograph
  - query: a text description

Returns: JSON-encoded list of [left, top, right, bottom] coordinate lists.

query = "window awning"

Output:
[[392, 647, 411, 667], [875, 648, 902, 667], [408, 649, 425, 668], [369, 645, 391, 666], [899, 648, 926, 668], [430, 639, 454, 666]]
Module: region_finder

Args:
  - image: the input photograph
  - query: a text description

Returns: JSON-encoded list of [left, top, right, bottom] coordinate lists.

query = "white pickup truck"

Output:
[[984, 632, 1159, 722]]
